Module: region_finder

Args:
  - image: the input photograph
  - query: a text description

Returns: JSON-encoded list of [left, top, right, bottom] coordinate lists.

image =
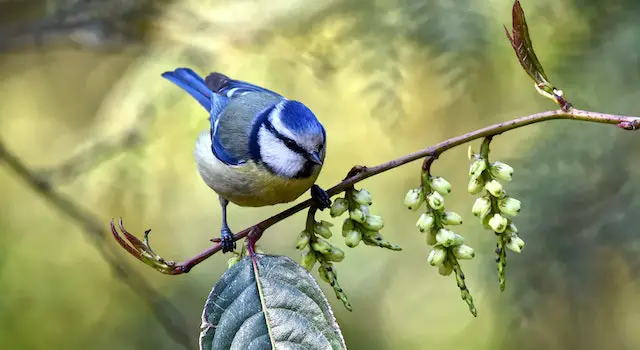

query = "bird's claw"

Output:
[[311, 184, 332, 210], [220, 228, 236, 253], [110, 218, 178, 274]]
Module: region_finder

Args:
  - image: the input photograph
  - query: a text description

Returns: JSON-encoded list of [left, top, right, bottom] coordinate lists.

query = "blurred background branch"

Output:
[[0, 136, 195, 349]]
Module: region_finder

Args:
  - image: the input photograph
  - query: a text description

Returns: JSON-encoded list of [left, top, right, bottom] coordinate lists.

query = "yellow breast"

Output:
[[194, 131, 320, 207]]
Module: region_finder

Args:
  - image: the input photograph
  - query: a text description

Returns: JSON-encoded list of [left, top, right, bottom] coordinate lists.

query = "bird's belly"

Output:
[[194, 132, 319, 207]]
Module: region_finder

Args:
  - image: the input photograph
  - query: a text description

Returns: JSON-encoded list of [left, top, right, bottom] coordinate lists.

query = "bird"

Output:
[[161, 67, 331, 253]]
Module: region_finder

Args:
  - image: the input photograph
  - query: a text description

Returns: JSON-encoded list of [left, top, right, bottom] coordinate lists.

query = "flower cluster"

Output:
[[468, 141, 525, 291], [405, 171, 477, 316], [296, 219, 351, 310], [330, 188, 401, 251]]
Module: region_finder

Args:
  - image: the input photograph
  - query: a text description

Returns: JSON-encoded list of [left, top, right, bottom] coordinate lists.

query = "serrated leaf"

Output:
[[504, 0, 549, 85], [200, 254, 346, 350]]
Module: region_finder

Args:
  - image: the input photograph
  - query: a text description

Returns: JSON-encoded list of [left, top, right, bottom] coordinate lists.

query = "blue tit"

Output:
[[161, 67, 331, 252]]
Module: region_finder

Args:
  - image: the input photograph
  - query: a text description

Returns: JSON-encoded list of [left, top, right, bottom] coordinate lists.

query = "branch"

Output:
[[112, 108, 640, 275], [0, 138, 195, 349]]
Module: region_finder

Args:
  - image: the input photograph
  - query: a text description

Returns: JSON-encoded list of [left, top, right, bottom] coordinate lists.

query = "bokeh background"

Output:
[[1, 0, 640, 349]]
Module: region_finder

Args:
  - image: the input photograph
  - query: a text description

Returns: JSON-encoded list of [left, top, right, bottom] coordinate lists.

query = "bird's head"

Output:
[[253, 100, 326, 179]]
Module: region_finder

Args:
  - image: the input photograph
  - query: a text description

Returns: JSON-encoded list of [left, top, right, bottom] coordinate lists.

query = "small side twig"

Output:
[[112, 108, 640, 275]]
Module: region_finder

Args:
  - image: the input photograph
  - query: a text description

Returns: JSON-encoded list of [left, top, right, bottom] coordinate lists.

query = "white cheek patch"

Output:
[[258, 127, 306, 178]]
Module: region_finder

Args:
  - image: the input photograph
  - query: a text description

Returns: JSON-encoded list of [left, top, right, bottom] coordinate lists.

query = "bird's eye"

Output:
[[283, 138, 297, 148]]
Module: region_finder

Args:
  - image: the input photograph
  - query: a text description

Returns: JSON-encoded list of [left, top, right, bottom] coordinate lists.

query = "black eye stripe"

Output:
[[264, 120, 306, 154]]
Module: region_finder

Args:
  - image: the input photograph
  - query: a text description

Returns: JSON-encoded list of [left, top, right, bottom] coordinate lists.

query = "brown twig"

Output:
[[112, 108, 640, 275], [0, 138, 195, 349]]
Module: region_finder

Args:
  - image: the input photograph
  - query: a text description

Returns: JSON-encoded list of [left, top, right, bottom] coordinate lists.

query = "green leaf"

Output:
[[200, 254, 347, 350], [504, 0, 549, 86]]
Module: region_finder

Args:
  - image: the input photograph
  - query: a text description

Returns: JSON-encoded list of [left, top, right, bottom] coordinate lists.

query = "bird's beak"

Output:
[[309, 151, 323, 165]]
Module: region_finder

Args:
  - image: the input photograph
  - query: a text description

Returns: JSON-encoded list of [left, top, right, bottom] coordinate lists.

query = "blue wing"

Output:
[[205, 72, 282, 99]]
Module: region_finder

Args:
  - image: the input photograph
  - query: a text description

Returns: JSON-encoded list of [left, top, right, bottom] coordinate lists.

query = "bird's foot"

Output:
[[220, 227, 236, 253], [311, 184, 331, 210]]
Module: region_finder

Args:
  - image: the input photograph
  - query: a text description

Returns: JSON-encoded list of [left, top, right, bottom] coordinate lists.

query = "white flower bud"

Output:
[[352, 188, 373, 205], [363, 214, 384, 231], [349, 208, 366, 223], [329, 198, 349, 217], [300, 249, 316, 270], [325, 246, 345, 262], [485, 179, 505, 198], [416, 213, 435, 232], [435, 228, 457, 247], [427, 246, 447, 266], [438, 262, 454, 276], [488, 213, 508, 233], [404, 188, 425, 211], [467, 175, 485, 195], [472, 197, 492, 219], [442, 211, 463, 225], [314, 221, 333, 238], [342, 218, 354, 237], [505, 234, 525, 253], [505, 222, 518, 234], [489, 161, 514, 182], [469, 158, 487, 177], [345, 229, 362, 247], [451, 233, 465, 246], [452, 244, 475, 260], [295, 231, 310, 250], [427, 191, 445, 210], [429, 176, 451, 196], [311, 239, 331, 254], [498, 197, 521, 217]]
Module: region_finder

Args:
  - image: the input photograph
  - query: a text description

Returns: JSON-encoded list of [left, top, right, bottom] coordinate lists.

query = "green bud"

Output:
[[472, 196, 492, 219], [426, 230, 437, 245], [438, 262, 454, 276], [311, 239, 331, 254], [416, 212, 435, 232], [442, 211, 463, 226], [295, 231, 310, 250], [427, 191, 445, 210], [485, 179, 505, 198], [325, 246, 345, 262], [342, 218, 354, 237], [404, 188, 425, 211], [435, 228, 457, 247], [314, 221, 333, 238], [349, 208, 366, 223], [489, 161, 514, 182], [345, 229, 362, 247], [452, 244, 475, 260], [427, 246, 447, 266], [227, 254, 242, 268], [352, 188, 373, 205], [301, 249, 316, 271], [488, 213, 508, 233], [506, 233, 525, 253], [498, 197, 521, 217], [330, 198, 349, 217], [318, 265, 331, 283], [469, 158, 487, 177], [363, 214, 384, 231], [429, 176, 451, 196], [467, 175, 485, 195]]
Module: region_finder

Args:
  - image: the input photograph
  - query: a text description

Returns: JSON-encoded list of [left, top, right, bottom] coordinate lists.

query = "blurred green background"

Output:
[[1, 0, 640, 349]]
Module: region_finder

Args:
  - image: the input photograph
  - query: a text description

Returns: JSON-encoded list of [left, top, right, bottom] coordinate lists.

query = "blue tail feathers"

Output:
[[161, 68, 213, 111]]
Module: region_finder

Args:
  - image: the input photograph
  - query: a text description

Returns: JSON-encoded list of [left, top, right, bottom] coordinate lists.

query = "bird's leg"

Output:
[[311, 184, 331, 210], [219, 196, 236, 253]]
